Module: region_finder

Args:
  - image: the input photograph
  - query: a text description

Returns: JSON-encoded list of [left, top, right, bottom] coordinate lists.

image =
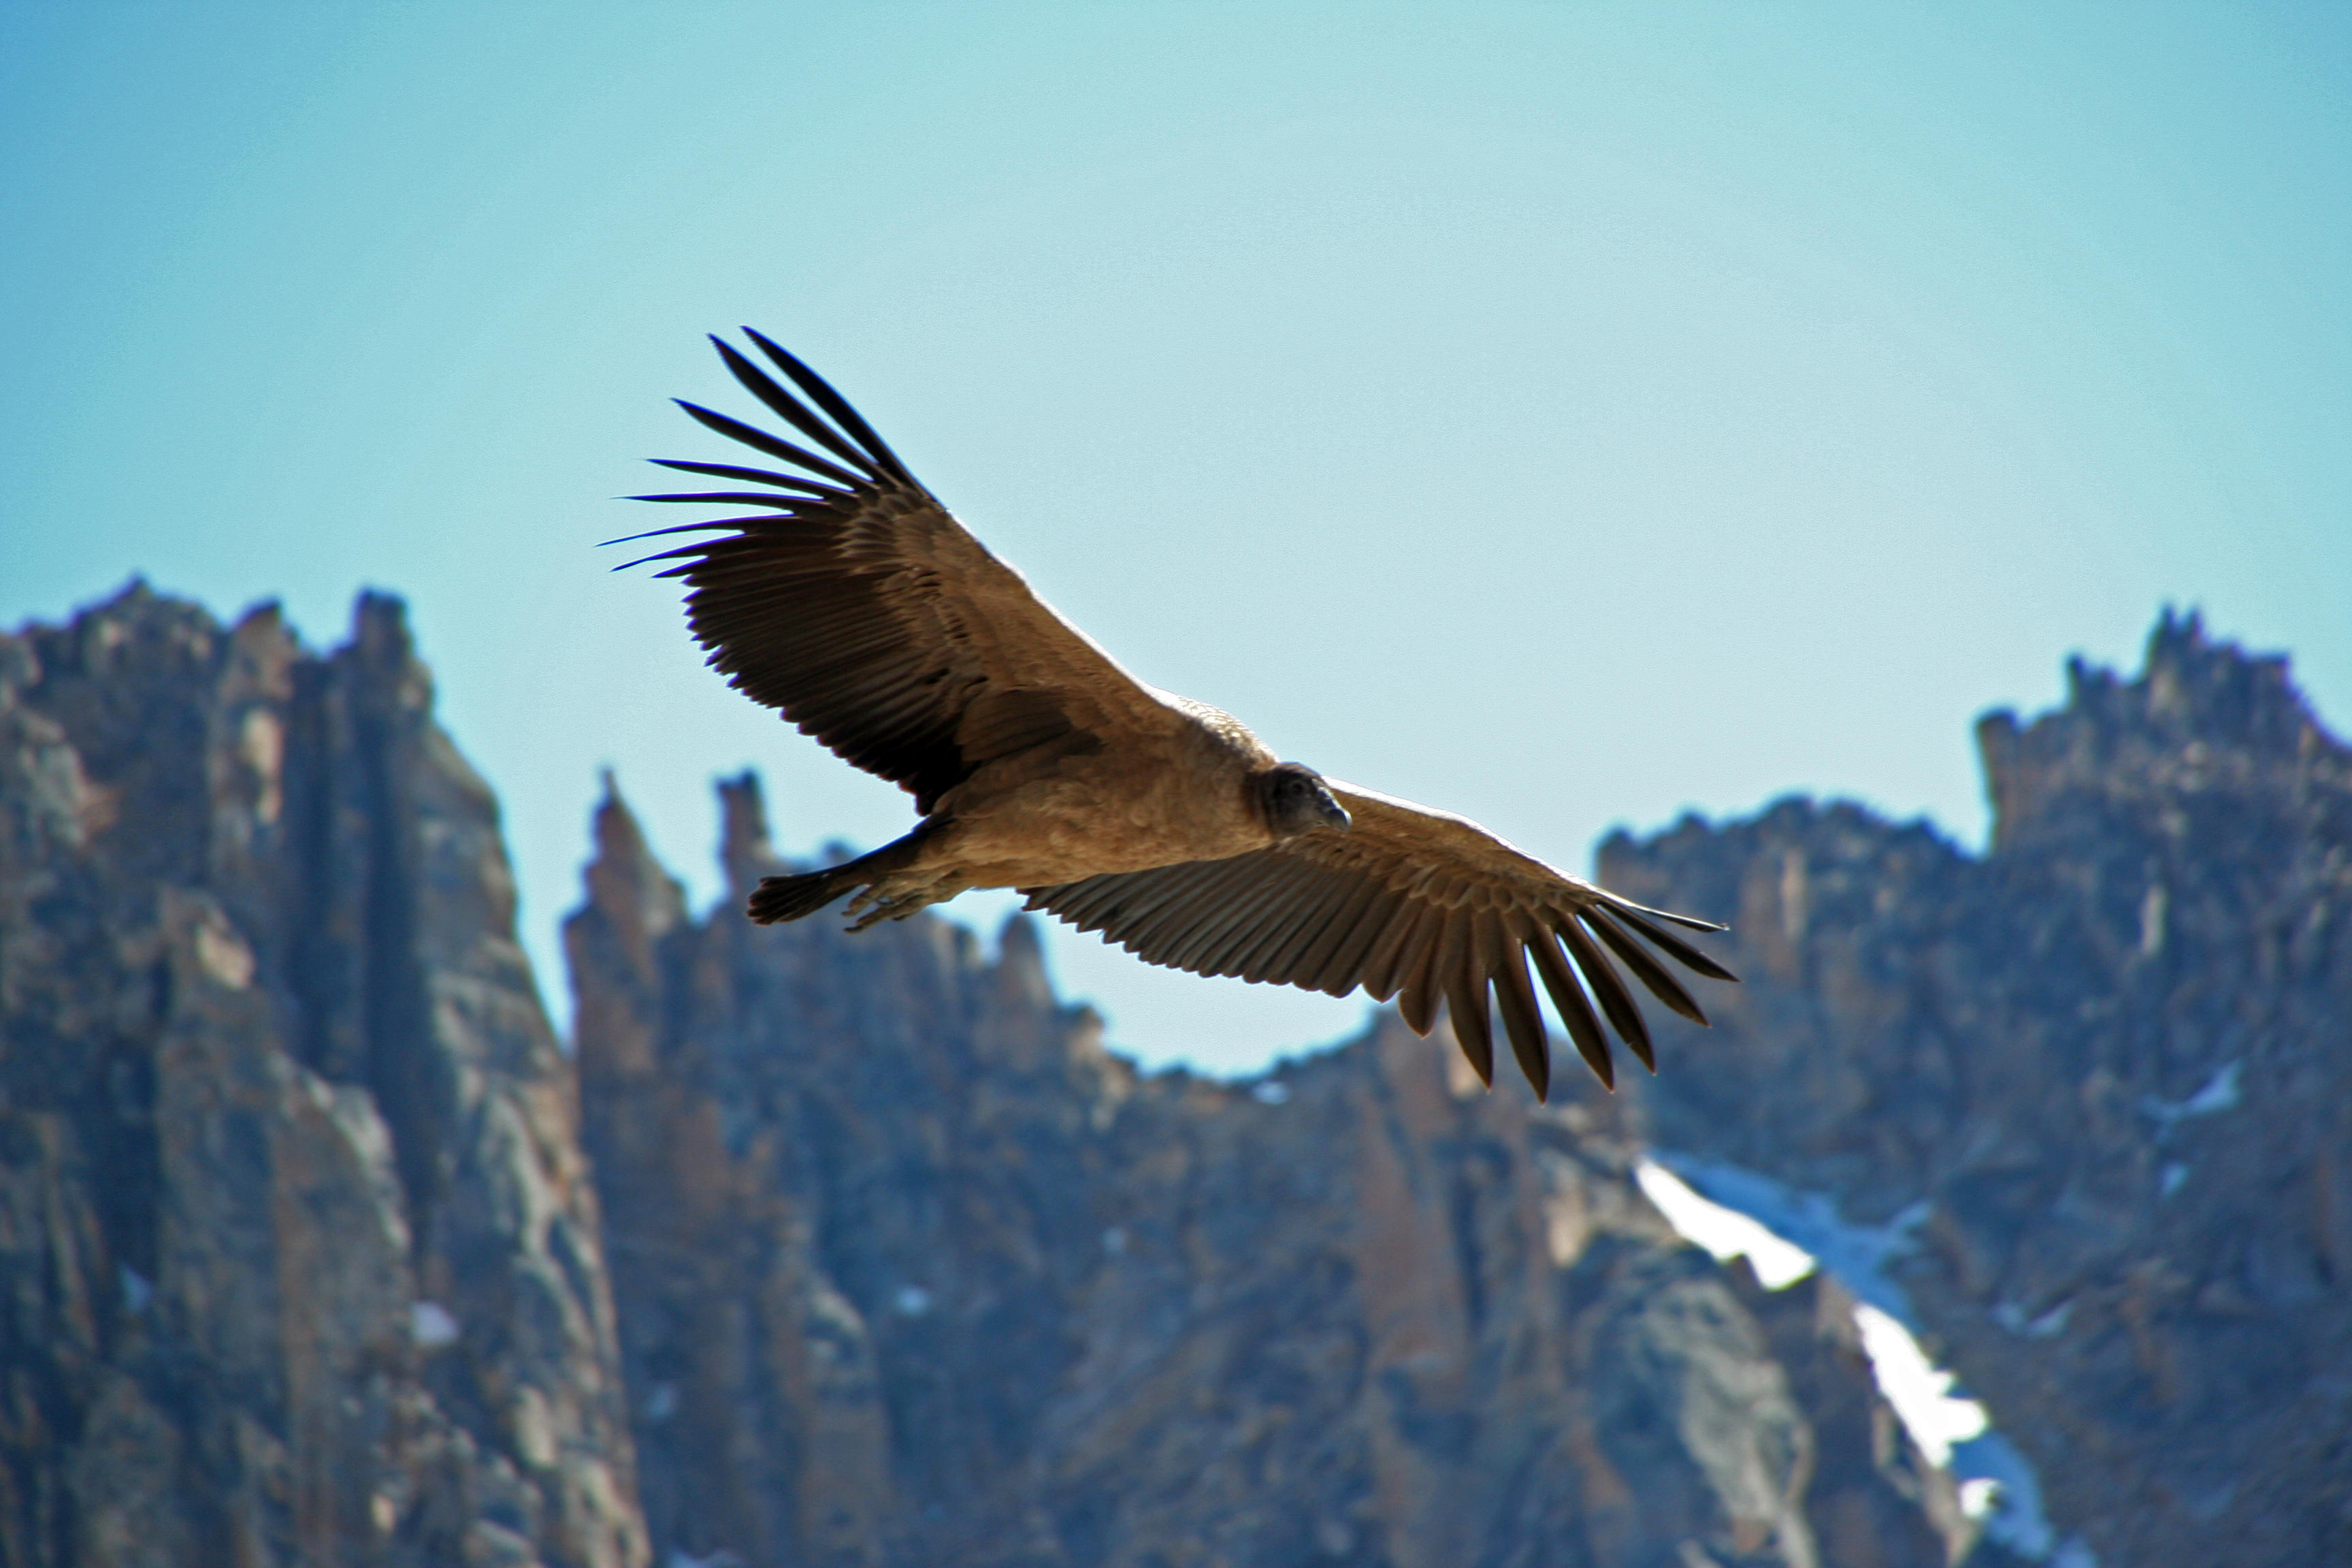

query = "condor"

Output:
[[621, 331, 1736, 1098]]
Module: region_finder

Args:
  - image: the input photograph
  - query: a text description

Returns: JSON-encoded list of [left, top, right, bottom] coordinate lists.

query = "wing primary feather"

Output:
[[616, 528, 834, 559], [1527, 932, 1613, 1090], [1488, 927, 1551, 1101], [628, 522, 832, 570], [1354, 900, 1414, 998], [1598, 892, 1728, 934], [1443, 968, 1495, 1090], [625, 491, 807, 508], [1411, 913, 1471, 1043], [649, 457, 847, 493], [1396, 921, 1443, 1034], [1581, 909, 1710, 1025], [673, 401, 865, 487], [601, 521, 749, 551], [1469, 906, 1509, 985], [1555, 915, 1654, 1073], [1373, 893, 1439, 1006], [710, 336, 882, 476], [636, 511, 821, 547], [1594, 902, 1740, 982], [740, 328, 919, 485]]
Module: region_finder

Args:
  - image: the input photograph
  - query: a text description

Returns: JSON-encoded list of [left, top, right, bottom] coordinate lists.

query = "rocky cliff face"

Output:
[[14, 585, 2337, 1568], [566, 775, 1959, 1568], [1, 586, 1953, 1568], [1603, 612, 2352, 1568], [0, 585, 644, 1568]]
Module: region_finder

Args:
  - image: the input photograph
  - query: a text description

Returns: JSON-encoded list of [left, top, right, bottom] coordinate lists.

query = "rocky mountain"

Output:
[[1604, 612, 2352, 1567], [5, 583, 2342, 1566], [566, 774, 1959, 1568], [1, 585, 1953, 1567], [0, 587, 643, 1568]]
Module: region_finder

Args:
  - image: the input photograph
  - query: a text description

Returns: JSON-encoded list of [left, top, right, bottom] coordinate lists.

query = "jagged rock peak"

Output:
[[1, 583, 648, 1568], [1602, 608, 2352, 1568], [2106, 606, 2308, 749], [350, 585, 416, 665], [1978, 609, 2345, 853], [992, 909, 1055, 1009], [715, 767, 774, 894], [586, 771, 686, 949]]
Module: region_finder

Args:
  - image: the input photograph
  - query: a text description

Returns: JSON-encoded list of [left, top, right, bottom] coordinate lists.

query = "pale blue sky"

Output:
[[6, 3, 2347, 1073]]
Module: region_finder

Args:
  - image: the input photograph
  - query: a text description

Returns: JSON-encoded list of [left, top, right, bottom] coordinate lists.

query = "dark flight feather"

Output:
[[710, 336, 881, 477], [672, 402, 865, 487], [1529, 932, 1614, 1091], [647, 457, 850, 495], [1594, 902, 1740, 981], [1557, 913, 1652, 1073], [1443, 967, 1494, 1090], [1583, 907, 1710, 1025], [1490, 936, 1551, 1102], [625, 491, 807, 508], [741, 327, 917, 483]]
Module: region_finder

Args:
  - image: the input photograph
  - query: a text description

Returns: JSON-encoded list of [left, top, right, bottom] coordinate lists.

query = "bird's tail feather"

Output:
[[747, 868, 852, 924]]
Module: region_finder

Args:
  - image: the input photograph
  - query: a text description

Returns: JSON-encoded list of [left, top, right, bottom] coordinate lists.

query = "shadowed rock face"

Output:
[[0, 584, 644, 1568], [1603, 612, 2352, 1568], [568, 774, 1955, 1568], [0, 585, 1948, 1568]]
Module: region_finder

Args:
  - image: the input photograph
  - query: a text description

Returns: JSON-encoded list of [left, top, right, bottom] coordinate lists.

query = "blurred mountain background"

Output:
[[4, 583, 2342, 1566]]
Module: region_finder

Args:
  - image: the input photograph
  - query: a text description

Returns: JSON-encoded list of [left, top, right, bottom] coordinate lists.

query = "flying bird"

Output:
[[620, 330, 1736, 1098]]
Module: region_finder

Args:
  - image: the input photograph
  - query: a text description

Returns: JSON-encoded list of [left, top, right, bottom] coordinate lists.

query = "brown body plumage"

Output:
[[622, 330, 1737, 1098]]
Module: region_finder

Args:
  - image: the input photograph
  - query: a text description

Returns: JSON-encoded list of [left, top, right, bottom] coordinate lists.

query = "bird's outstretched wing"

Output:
[[620, 330, 1171, 813], [1024, 783, 1737, 1098]]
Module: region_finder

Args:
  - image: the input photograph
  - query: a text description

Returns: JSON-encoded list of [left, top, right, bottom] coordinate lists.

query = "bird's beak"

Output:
[[1318, 791, 1353, 833]]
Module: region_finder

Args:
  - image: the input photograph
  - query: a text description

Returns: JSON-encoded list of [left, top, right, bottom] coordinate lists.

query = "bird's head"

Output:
[[1260, 763, 1352, 839]]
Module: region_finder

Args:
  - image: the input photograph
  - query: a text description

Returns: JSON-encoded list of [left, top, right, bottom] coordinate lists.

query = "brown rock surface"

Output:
[[0, 585, 644, 1568], [1604, 612, 2352, 1567], [18, 581, 2163, 1568], [568, 773, 1950, 1568]]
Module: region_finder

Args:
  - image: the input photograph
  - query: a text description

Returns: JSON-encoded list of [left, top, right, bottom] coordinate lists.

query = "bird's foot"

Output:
[[842, 879, 957, 931]]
